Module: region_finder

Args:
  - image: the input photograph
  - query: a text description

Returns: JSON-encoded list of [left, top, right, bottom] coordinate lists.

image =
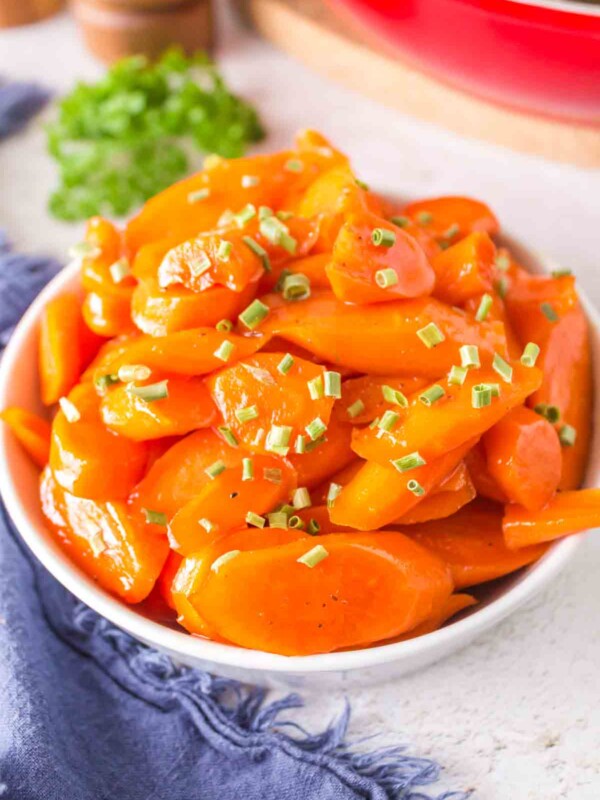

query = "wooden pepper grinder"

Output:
[[72, 0, 214, 63], [0, 0, 64, 28]]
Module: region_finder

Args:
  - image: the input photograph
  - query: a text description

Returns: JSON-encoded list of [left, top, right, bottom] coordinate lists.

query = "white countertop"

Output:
[[1, 4, 599, 798]]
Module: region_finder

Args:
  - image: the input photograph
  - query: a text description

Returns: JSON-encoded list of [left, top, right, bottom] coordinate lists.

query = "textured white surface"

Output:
[[1, 4, 599, 797]]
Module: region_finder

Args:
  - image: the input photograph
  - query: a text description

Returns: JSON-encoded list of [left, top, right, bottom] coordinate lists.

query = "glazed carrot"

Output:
[[206, 353, 334, 454], [100, 375, 216, 441], [403, 196, 499, 240], [168, 455, 297, 555], [50, 382, 148, 499], [504, 271, 592, 489], [39, 293, 84, 406], [0, 407, 51, 468], [129, 429, 245, 521], [339, 375, 428, 424], [463, 290, 522, 359], [326, 211, 435, 303], [261, 253, 332, 293], [82, 289, 136, 338], [483, 406, 561, 511], [464, 442, 507, 503], [407, 501, 548, 588], [331, 439, 475, 530], [157, 551, 182, 610], [263, 290, 507, 377], [181, 531, 453, 655], [352, 363, 542, 466], [41, 467, 168, 603], [131, 276, 258, 336], [312, 460, 364, 505], [431, 232, 495, 305], [503, 489, 600, 549], [394, 461, 476, 524], [287, 412, 354, 489], [394, 593, 477, 641]]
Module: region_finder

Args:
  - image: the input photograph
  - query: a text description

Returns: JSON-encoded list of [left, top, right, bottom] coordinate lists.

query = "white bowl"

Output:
[[0, 235, 598, 689]]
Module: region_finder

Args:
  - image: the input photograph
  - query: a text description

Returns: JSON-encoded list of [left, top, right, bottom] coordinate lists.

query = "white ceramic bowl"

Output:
[[0, 235, 598, 689]]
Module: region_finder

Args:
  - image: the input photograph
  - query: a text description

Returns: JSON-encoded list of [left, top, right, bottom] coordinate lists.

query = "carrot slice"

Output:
[[394, 593, 477, 642], [206, 352, 334, 455], [100, 375, 216, 441], [431, 232, 495, 305], [0, 407, 51, 468], [483, 406, 561, 511], [312, 460, 364, 505], [261, 253, 331, 293], [41, 466, 168, 603], [326, 211, 435, 303], [50, 382, 148, 500], [181, 530, 452, 655], [82, 289, 136, 338], [39, 293, 84, 406], [464, 442, 508, 503], [330, 439, 475, 530], [339, 375, 428, 424], [157, 551, 182, 610], [395, 461, 476, 524], [287, 411, 354, 489], [403, 196, 499, 240], [263, 290, 507, 377], [352, 363, 542, 466], [168, 455, 297, 554], [407, 501, 547, 588], [503, 489, 600, 549]]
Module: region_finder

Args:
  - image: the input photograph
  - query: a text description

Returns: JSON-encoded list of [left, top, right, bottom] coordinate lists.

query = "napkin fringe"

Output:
[[0, 79, 51, 139]]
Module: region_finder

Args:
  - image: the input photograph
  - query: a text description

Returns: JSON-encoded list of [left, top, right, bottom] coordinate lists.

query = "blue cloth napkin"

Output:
[[0, 83, 470, 800]]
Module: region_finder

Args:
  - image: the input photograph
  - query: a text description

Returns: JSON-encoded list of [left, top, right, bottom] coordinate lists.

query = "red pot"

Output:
[[328, 0, 600, 123]]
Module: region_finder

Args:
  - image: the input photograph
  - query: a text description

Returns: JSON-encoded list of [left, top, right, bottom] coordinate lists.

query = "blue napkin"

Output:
[[0, 84, 470, 800]]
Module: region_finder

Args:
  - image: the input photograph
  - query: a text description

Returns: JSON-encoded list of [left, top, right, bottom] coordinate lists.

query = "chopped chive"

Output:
[[442, 223, 460, 241], [475, 293, 493, 322], [241, 175, 260, 188], [495, 253, 510, 271], [390, 215, 409, 228], [234, 203, 256, 227], [307, 375, 324, 400], [326, 483, 342, 508], [520, 342, 540, 367], [216, 318, 233, 333], [143, 508, 167, 526], [218, 426, 239, 448], [242, 236, 271, 273], [277, 210, 293, 221], [419, 384, 445, 406], [355, 178, 370, 191], [285, 158, 304, 173], [282, 273, 311, 301], [267, 512, 288, 529], [534, 403, 561, 424], [307, 519, 321, 536], [259, 205, 273, 220], [235, 405, 259, 423], [211, 550, 241, 572], [347, 399, 365, 419], [117, 364, 151, 383], [288, 515, 305, 530], [188, 187, 210, 203], [277, 353, 295, 375], [391, 452, 426, 473], [205, 460, 226, 480], [378, 409, 400, 431], [198, 518, 214, 533], [69, 241, 101, 260], [488, 383, 501, 398], [416, 211, 433, 225], [242, 458, 254, 482], [252, 428, 265, 447], [417, 322, 445, 349], [324, 371, 342, 399], [551, 268, 572, 278], [407, 479, 425, 497], [559, 424, 577, 447], [263, 467, 282, 484], [448, 365, 468, 386], [294, 434, 306, 454], [305, 436, 325, 453], [94, 373, 120, 392], [375, 268, 399, 289], [58, 396, 80, 423], [460, 344, 480, 369], [496, 276, 509, 299], [293, 487, 312, 510], [266, 424, 292, 451], [297, 544, 329, 568], [472, 384, 492, 408], [213, 339, 235, 362], [109, 258, 130, 284], [245, 511, 265, 528], [369, 416, 381, 429], [260, 216, 297, 254], [218, 209, 235, 227], [278, 504, 296, 517], [541, 302, 559, 323], [493, 352, 513, 383], [189, 250, 211, 277], [204, 153, 222, 170], [306, 417, 327, 441], [239, 299, 270, 330], [216, 240, 232, 262], [372, 228, 396, 248], [381, 385, 408, 407], [127, 380, 169, 402]]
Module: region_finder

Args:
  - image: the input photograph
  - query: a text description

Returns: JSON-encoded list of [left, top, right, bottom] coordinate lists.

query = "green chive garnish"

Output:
[[294, 435, 306, 454], [94, 373, 120, 392], [239, 299, 269, 330], [495, 253, 510, 271], [391, 452, 426, 473], [266, 424, 292, 453], [307, 376, 324, 400], [307, 519, 321, 536], [492, 352, 513, 383], [242, 458, 254, 481], [448, 365, 468, 386], [375, 268, 399, 289], [69, 241, 101, 260], [551, 268, 572, 278], [216, 240, 232, 262], [127, 380, 169, 403], [306, 417, 327, 441], [442, 223, 460, 241], [143, 508, 167, 526], [235, 203, 256, 227], [390, 215, 409, 228], [293, 487, 312, 510], [417, 322, 445, 349], [216, 318, 233, 333], [109, 258, 130, 284], [416, 211, 433, 225], [188, 250, 211, 277], [58, 396, 80, 423], [327, 483, 342, 508], [263, 467, 282, 484], [277, 353, 294, 375], [241, 175, 260, 188], [205, 460, 226, 480], [117, 364, 151, 383], [282, 273, 311, 301], [559, 424, 577, 447], [372, 228, 396, 247], [288, 516, 305, 530], [277, 210, 293, 221], [245, 511, 265, 528], [520, 342, 540, 367], [419, 384, 445, 406], [259, 205, 273, 220], [540, 302, 559, 323], [324, 371, 342, 399], [534, 403, 561, 424], [297, 544, 329, 568], [199, 518, 214, 533], [460, 344, 480, 369], [355, 178, 369, 191], [218, 209, 235, 228], [218, 426, 239, 448], [235, 405, 259, 423], [213, 340, 235, 362], [496, 276, 509, 299], [475, 293, 493, 322], [211, 550, 241, 572], [407, 480, 425, 497], [188, 187, 210, 203], [285, 158, 303, 173], [472, 384, 492, 408], [378, 410, 400, 432], [267, 511, 288, 529], [347, 399, 365, 419], [381, 385, 408, 407], [260, 216, 297, 254], [242, 236, 271, 273]]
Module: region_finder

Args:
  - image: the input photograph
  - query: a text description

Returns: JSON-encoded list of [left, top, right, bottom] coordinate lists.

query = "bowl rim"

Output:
[[0, 235, 596, 675], [504, 0, 600, 20]]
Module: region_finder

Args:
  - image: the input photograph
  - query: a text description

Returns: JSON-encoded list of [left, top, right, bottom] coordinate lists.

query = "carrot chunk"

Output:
[[403, 196, 499, 240], [0, 407, 51, 468], [431, 232, 496, 305], [503, 489, 600, 549], [395, 461, 476, 524], [39, 293, 85, 406]]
